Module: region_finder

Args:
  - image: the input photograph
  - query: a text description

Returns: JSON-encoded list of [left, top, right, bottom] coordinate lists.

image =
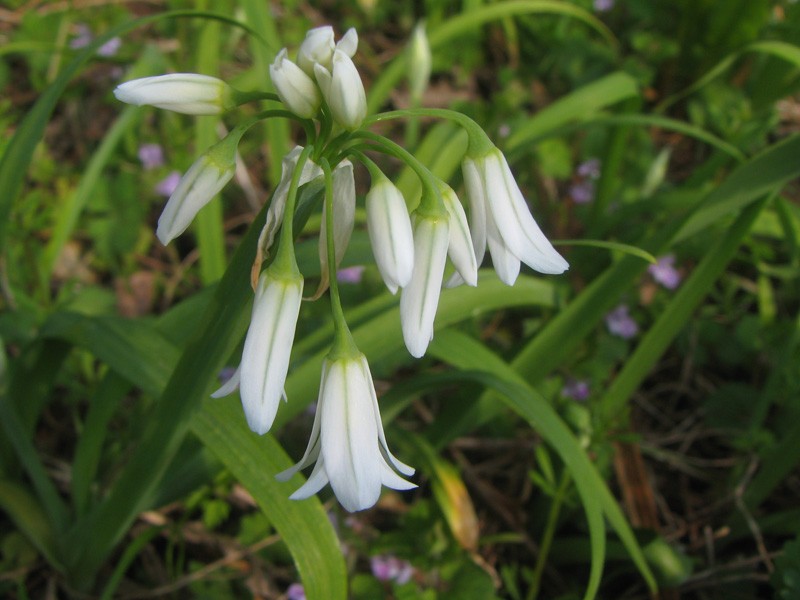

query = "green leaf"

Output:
[[193, 400, 348, 600], [368, 1, 618, 114], [426, 331, 657, 596], [506, 72, 640, 153], [552, 239, 657, 264], [0, 479, 63, 571]]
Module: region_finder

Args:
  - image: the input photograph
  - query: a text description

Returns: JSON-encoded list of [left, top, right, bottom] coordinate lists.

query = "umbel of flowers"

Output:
[[114, 25, 568, 512]]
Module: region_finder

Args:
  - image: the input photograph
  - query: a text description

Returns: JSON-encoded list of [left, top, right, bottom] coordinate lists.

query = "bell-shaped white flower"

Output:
[[156, 152, 235, 245], [366, 178, 414, 294], [270, 48, 321, 119], [276, 352, 415, 512], [462, 148, 568, 282], [114, 74, 233, 115], [314, 50, 367, 131], [297, 26, 358, 75], [212, 269, 304, 435], [439, 183, 478, 287], [400, 213, 450, 358], [311, 159, 356, 299]]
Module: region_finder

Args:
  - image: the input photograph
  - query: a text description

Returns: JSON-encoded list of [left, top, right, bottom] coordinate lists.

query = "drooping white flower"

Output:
[[276, 353, 415, 512], [297, 26, 357, 75], [314, 50, 367, 131], [211, 269, 304, 435], [156, 152, 235, 245], [365, 178, 414, 294], [439, 183, 478, 287], [270, 48, 321, 119], [114, 74, 233, 115], [399, 213, 450, 358], [462, 147, 568, 284]]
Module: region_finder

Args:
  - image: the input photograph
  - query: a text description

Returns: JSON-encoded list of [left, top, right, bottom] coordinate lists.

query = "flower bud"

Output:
[[314, 50, 367, 131], [407, 21, 431, 101], [113, 74, 233, 115], [156, 151, 235, 245], [366, 178, 414, 294], [270, 48, 321, 119], [297, 26, 335, 75]]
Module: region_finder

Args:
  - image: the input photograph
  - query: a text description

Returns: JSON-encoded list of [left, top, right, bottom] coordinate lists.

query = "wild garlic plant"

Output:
[[114, 24, 568, 512]]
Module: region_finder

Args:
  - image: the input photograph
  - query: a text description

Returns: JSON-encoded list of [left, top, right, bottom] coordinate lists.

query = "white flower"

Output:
[[113, 74, 233, 115], [156, 152, 235, 245], [211, 270, 304, 435], [276, 353, 415, 512], [365, 178, 414, 294], [407, 21, 431, 101], [462, 147, 568, 284], [297, 26, 357, 75], [399, 214, 450, 358], [270, 48, 321, 119], [440, 183, 478, 287], [314, 50, 367, 131]]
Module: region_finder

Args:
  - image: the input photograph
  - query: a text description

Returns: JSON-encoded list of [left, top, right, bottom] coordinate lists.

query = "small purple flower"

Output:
[[498, 124, 511, 138], [569, 180, 595, 205], [577, 158, 601, 179], [286, 583, 306, 600], [97, 36, 122, 58], [155, 171, 182, 197], [605, 305, 638, 339], [371, 555, 414, 585], [561, 379, 590, 401], [594, 0, 615, 12], [337, 265, 365, 283], [70, 24, 93, 49], [648, 254, 681, 290], [138, 143, 164, 170]]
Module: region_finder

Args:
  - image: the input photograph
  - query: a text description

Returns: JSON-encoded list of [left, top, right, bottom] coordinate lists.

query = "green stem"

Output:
[[346, 150, 385, 184], [230, 89, 280, 106], [273, 145, 314, 275], [345, 132, 445, 216], [319, 158, 358, 357], [528, 471, 571, 600], [364, 108, 492, 155], [224, 109, 316, 150], [314, 102, 335, 161]]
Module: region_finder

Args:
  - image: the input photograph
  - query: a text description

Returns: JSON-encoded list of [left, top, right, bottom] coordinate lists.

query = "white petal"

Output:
[[483, 151, 568, 274], [359, 356, 415, 477], [210, 365, 240, 398], [441, 184, 478, 287], [275, 437, 321, 482], [289, 454, 331, 500], [325, 50, 367, 131], [313, 62, 332, 98], [400, 215, 449, 358], [336, 28, 359, 57], [321, 359, 382, 512], [114, 73, 230, 115], [270, 49, 321, 119], [380, 461, 417, 491], [461, 157, 488, 266], [239, 273, 303, 435], [486, 202, 521, 285], [297, 26, 335, 75], [157, 155, 234, 245], [366, 180, 414, 293]]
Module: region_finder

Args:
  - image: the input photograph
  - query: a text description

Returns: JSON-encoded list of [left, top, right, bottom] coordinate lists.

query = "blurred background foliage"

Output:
[[1, 0, 800, 599]]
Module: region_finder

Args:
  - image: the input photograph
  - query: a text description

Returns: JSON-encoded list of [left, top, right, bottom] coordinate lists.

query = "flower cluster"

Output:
[[114, 24, 568, 511]]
